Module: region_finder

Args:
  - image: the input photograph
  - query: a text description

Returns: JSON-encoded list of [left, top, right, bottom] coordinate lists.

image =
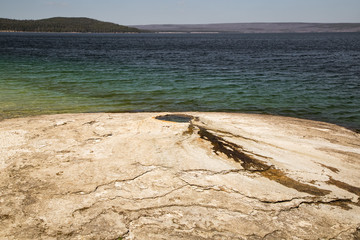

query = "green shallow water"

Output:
[[0, 32, 359, 130]]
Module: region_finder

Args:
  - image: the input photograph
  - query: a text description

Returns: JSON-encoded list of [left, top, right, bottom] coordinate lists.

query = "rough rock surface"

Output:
[[0, 112, 359, 239]]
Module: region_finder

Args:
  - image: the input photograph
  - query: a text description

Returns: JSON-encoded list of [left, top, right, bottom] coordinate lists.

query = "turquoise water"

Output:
[[0, 32, 359, 130]]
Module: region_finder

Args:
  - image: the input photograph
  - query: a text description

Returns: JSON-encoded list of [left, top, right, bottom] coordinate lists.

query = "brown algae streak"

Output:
[[196, 126, 330, 196], [197, 126, 270, 172], [327, 177, 360, 198]]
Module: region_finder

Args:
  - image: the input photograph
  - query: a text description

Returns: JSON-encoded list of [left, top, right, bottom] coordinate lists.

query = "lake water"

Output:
[[0, 32, 359, 130]]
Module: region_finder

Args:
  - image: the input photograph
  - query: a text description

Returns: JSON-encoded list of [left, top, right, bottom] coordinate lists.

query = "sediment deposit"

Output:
[[1, 112, 359, 239]]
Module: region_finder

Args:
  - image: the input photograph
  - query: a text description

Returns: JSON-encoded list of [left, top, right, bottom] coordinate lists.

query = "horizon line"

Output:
[[130, 21, 360, 26]]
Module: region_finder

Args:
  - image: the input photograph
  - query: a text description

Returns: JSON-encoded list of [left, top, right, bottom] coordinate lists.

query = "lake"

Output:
[[0, 32, 359, 130]]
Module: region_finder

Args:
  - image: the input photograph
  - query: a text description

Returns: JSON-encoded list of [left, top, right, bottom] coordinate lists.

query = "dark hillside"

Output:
[[0, 17, 142, 33]]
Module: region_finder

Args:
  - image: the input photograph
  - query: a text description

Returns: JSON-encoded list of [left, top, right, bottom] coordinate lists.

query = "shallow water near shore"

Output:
[[0, 32, 359, 130]]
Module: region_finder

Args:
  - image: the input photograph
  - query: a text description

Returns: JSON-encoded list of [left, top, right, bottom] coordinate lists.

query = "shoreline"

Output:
[[1, 110, 359, 134]]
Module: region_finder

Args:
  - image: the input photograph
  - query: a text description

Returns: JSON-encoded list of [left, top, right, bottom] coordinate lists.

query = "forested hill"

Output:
[[0, 17, 142, 33]]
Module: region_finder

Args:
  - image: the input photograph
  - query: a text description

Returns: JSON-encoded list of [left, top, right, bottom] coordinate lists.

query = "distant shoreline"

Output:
[[2, 18, 360, 34], [1, 30, 360, 35], [133, 22, 360, 33]]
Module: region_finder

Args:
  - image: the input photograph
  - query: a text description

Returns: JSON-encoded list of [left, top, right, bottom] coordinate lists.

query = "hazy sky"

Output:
[[1, 0, 360, 25]]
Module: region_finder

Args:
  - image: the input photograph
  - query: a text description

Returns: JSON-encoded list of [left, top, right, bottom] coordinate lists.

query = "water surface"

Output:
[[0, 32, 359, 130]]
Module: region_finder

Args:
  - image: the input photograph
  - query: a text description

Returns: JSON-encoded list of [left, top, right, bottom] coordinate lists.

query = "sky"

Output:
[[1, 0, 360, 25]]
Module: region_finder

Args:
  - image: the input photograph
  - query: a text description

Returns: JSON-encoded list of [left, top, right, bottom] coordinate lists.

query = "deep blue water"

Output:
[[0, 32, 359, 130]]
